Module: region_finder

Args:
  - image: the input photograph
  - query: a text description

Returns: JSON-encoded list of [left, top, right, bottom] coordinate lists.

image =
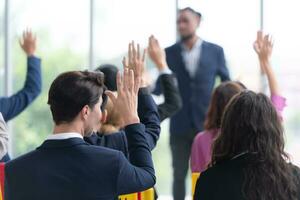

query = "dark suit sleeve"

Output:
[[117, 123, 156, 195], [216, 48, 230, 82], [0, 56, 42, 121], [157, 74, 182, 122], [138, 88, 161, 150], [194, 172, 213, 200]]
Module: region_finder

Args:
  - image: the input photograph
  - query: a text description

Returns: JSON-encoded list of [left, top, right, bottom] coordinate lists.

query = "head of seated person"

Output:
[[211, 90, 299, 199], [204, 81, 245, 131], [95, 64, 123, 134], [47, 70, 108, 137]]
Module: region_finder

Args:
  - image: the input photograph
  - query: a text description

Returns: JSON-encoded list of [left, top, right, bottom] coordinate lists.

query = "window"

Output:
[[264, 0, 300, 166], [10, 0, 89, 156]]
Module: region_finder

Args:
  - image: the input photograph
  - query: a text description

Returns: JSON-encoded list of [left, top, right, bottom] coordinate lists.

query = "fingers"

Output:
[[122, 57, 129, 69], [142, 49, 147, 62], [116, 71, 123, 94], [105, 91, 117, 105]]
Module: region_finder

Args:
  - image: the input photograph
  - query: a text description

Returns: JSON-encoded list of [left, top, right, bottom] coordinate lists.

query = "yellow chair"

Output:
[[0, 187, 2, 200], [119, 188, 155, 200], [119, 193, 138, 200], [192, 173, 200, 197], [140, 188, 154, 199]]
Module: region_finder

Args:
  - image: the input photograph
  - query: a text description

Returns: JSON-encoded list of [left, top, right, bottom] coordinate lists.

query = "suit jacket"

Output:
[[154, 41, 230, 134], [84, 87, 161, 157], [194, 154, 300, 200], [5, 124, 156, 200]]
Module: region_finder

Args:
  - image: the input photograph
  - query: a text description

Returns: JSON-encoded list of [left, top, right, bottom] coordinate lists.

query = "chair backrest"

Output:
[[192, 172, 200, 197], [0, 163, 5, 200], [119, 193, 138, 200], [119, 188, 154, 200]]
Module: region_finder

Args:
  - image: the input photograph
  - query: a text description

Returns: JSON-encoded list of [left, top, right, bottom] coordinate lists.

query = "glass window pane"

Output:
[[265, 0, 300, 166], [10, 0, 89, 156]]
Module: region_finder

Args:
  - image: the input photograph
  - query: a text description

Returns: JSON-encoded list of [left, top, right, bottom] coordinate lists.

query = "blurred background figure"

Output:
[[152, 7, 230, 200]]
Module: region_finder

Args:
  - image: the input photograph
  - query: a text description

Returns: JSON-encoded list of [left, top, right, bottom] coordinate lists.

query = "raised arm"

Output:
[[123, 41, 161, 150], [106, 69, 155, 194], [0, 113, 8, 160], [254, 31, 285, 117], [148, 36, 182, 122], [254, 31, 279, 96], [0, 29, 41, 121]]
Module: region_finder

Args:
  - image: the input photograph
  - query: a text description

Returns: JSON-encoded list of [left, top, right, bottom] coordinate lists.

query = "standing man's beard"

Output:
[[180, 33, 195, 42]]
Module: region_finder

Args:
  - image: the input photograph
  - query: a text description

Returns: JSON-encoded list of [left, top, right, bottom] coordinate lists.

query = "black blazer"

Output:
[[5, 124, 156, 200], [194, 154, 300, 200], [157, 74, 182, 122]]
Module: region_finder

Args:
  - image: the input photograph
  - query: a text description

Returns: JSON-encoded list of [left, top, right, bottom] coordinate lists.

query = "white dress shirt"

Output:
[[181, 38, 203, 78], [46, 132, 83, 140], [0, 113, 8, 159]]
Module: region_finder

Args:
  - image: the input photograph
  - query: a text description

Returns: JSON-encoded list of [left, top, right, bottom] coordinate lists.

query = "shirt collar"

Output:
[[181, 38, 203, 52], [46, 132, 83, 140]]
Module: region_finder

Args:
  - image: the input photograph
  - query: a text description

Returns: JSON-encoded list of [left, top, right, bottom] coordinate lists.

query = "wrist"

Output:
[[123, 115, 140, 126]]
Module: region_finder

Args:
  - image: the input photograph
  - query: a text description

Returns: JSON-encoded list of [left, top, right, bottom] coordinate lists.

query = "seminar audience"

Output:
[[5, 67, 156, 199]]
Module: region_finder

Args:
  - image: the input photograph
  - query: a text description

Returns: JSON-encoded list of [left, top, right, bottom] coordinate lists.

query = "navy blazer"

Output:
[[154, 41, 230, 134], [84, 87, 161, 157], [5, 124, 156, 200]]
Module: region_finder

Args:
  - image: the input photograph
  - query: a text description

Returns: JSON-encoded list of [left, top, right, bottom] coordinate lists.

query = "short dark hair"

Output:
[[179, 7, 202, 18], [48, 70, 107, 125], [95, 64, 118, 91]]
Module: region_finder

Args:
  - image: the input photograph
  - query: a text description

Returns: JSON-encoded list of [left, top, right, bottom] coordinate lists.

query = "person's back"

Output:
[[195, 153, 300, 200], [5, 139, 130, 199]]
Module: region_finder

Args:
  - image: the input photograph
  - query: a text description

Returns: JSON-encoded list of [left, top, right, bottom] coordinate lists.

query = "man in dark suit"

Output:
[[154, 7, 230, 200], [5, 68, 157, 200], [0, 30, 42, 162]]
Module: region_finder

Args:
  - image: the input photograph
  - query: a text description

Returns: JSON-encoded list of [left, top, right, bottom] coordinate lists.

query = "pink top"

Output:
[[190, 94, 286, 173]]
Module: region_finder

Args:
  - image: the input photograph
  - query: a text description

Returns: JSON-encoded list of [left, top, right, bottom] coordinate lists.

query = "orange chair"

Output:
[[191, 173, 200, 197]]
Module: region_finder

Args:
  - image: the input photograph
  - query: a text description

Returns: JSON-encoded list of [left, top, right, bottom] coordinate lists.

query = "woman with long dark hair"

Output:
[[193, 91, 300, 199]]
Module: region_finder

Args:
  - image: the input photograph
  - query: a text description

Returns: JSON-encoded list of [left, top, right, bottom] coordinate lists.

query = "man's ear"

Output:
[[101, 109, 107, 123], [81, 105, 90, 120]]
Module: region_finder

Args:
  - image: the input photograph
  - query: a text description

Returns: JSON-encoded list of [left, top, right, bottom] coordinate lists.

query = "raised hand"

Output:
[[148, 35, 168, 71], [254, 31, 274, 60], [123, 41, 146, 90], [105, 69, 140, 127], [19, 29, 37, 56], [254, 31, 279, 95]]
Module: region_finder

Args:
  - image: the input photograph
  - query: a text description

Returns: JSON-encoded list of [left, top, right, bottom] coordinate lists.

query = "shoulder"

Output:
[[202, 40, 224, 53], [165, 42, 180, 54]]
